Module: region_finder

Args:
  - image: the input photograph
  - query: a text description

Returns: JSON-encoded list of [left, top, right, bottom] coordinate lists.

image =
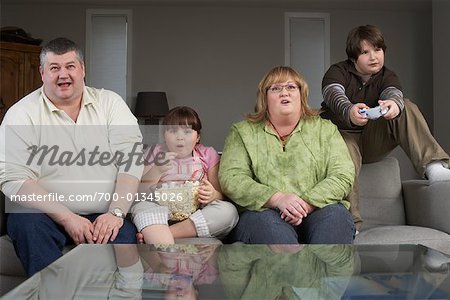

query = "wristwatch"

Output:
[[110, 207, 125, 219]]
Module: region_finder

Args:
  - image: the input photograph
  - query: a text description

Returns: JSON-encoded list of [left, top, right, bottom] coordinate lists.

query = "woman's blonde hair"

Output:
[[246, 66, 319, 122]]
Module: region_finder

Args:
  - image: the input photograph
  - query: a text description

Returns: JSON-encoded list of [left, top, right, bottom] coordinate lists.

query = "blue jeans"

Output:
[[7, 212, 137, 277], [228, 203, 355, 244]]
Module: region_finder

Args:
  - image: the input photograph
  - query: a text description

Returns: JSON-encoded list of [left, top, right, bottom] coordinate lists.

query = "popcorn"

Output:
[[155, 181, 201, 221]]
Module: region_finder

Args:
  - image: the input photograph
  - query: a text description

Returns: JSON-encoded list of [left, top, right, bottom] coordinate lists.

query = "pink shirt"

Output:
[[144, 143, 220, 183]]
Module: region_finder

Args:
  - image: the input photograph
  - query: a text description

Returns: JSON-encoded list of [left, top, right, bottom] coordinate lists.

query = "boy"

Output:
[[320, 24, 450, 229]]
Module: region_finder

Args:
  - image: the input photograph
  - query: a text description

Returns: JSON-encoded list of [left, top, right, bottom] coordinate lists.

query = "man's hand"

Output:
[[58, 213, 95, 245], [379, 99, 400, 120], [349, 103, 369, 126], [92, 213, 124, 244]]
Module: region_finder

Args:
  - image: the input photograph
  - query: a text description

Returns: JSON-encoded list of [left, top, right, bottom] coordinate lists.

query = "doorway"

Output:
[[285, 13, 330, 108]]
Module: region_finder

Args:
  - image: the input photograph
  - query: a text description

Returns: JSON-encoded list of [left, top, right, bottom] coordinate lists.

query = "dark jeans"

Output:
[[7, 212, 137, 277], [228, 203, 355, 244]]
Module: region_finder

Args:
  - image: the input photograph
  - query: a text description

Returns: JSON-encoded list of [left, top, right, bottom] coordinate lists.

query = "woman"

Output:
[[219, 66, 355, 244]]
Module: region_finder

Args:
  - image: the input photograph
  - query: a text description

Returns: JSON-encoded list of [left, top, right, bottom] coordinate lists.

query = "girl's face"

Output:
[[164, 126, 200, 158]]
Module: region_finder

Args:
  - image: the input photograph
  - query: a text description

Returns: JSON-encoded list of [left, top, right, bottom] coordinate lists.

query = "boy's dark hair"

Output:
[[40, 37, 84, 67], [346, 25, 387, 61], [163, 106, 202, 134]]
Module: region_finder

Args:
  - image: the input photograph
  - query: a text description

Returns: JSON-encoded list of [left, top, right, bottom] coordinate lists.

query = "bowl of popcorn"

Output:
[[154, 181, 201, 221]]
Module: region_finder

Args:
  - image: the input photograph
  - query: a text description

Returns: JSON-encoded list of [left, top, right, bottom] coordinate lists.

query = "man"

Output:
[[0, 37, 144, 276]]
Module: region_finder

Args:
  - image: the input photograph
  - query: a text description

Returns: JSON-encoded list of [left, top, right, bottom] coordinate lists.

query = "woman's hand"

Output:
[[379, 99, 400, 120], [349, 103, 369, 126], [197, 179, 220, 205], [270, 192, 313, 226]]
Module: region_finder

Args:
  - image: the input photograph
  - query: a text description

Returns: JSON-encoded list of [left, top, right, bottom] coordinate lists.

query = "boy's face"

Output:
[[354, 40, 384, 77]]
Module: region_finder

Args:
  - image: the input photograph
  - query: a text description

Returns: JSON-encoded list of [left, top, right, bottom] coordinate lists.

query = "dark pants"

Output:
[[228, 203, 355, 244], [7, 212, 137, 277]]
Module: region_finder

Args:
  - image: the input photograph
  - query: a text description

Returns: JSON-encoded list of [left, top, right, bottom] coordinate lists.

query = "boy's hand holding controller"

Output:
[[377, 99, 400, 120], [359, 106, 389, 120], [350, 103, 370, 126]]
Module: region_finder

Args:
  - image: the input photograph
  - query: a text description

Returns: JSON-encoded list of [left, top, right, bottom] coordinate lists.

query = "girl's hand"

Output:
[[197, 179, 220, 205], [155, 152, 178, 175], [378, 99, 400, 120], [349, 103, 369, 126]]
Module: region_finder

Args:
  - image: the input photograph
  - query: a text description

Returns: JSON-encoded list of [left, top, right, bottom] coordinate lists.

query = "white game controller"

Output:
[[359, 106, 389, 120]]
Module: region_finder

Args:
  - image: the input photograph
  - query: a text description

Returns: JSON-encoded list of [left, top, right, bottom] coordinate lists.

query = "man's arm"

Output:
[[15, 180, 95, 244], [92, 173, 140, 243], [90, 89, 144, 243]]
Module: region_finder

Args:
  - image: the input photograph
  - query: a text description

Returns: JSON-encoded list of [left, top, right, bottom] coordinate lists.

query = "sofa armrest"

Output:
[[402, 180, 450, 234]]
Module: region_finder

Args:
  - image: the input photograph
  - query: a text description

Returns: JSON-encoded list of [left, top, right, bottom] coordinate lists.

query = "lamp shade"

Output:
[[134, 92, 169, 118]]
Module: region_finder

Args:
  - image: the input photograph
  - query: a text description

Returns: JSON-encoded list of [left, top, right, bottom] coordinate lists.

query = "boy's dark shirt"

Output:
[[320, 59, 402, 130]]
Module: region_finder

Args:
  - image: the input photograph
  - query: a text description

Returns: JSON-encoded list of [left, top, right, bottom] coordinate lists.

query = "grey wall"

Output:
[[1, 1, 445, 157], [433, 0, 450, 153]]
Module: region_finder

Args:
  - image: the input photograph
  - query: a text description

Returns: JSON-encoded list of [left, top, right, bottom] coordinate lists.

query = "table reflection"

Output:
[[3, 243, 449, 300]]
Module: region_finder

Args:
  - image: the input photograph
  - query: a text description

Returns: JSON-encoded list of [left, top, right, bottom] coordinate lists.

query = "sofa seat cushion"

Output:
[[0, 235, 75, 277], [0, 235, 26, 277], [354, 225, 450, 255], [358, 157, 406, 230]]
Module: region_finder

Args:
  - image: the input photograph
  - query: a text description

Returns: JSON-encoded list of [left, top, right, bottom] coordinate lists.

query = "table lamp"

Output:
[[134, 91, 169, 125]]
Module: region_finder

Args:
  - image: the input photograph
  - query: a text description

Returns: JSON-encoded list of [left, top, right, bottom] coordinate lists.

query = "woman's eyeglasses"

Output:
[[267, 84, 299, 93]]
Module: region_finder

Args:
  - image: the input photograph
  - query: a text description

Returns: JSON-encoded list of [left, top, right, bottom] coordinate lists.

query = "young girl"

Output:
[[131, 106, 238, 244]]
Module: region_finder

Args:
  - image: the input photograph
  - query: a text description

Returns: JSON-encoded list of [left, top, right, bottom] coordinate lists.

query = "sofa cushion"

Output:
[[402, 180, 450, 234], [0, 235, 26, 277], [358, 157, 405, 230], [354, 225, 450, 255]]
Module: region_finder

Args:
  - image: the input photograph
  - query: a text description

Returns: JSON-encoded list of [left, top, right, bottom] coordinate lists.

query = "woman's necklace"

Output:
[[267, 118, 299, 149]]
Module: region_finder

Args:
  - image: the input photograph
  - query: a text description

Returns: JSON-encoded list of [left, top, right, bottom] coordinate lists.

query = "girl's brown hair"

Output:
[[162, 106, 202, 134]]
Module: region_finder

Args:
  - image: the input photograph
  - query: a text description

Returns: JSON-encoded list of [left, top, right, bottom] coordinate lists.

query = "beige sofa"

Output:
[[1, 156, 450, 296]]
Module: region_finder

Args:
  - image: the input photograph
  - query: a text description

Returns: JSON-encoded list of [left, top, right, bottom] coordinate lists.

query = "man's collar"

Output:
[[41, 86, 92, 112]]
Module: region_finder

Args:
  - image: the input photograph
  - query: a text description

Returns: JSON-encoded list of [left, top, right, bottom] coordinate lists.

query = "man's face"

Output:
[[40, 50, 85, 105]]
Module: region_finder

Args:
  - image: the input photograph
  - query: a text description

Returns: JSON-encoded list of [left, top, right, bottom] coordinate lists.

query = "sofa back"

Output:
[[358, 157, 406, 231]]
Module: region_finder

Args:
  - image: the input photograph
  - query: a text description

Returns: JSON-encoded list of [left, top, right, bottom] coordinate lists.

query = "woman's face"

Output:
[[164, 126, 200, 158], [266, 79, 301, 120]]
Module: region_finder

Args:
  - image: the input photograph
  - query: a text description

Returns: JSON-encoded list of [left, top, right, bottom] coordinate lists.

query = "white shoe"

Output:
[[425, 161, 450, 184]]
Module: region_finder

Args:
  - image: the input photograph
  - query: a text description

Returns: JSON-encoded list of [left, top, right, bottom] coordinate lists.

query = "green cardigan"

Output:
[[219, 116, 354, 211]]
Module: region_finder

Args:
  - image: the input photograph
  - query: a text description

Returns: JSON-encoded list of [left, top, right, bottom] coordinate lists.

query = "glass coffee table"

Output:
[[2, 244, 449, 299]]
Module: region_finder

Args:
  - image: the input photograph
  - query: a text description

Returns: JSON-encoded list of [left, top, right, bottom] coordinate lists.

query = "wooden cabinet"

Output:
[[0, 42, 42, 123]]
